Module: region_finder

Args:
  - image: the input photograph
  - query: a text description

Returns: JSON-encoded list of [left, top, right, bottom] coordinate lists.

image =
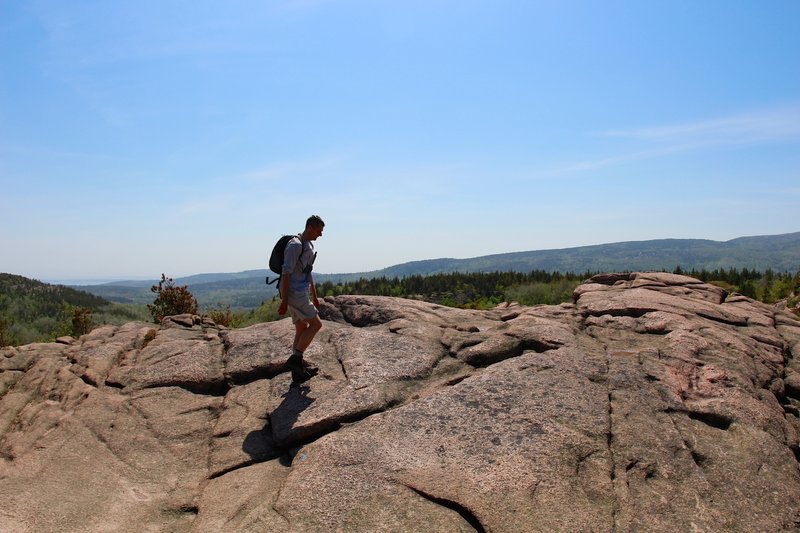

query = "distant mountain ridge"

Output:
[[73, 232, 800, 308], [374, 232, 800, 277]]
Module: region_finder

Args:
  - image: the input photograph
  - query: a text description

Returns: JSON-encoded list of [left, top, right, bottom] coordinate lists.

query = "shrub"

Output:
[[708, 280, 734, 292], [0, 316, 14, 347], [49, 304, 93, 339], [204, 305, 243, 328], [738, 280, 757, 299], [147, 274, 199, 323], [8, 322, 39, 346], [236, 299, 282, 327], [143, 328, 157, 346], [505, 279, 580, 306], [93, 304, 151, 325], [71, 307, 94, 337]]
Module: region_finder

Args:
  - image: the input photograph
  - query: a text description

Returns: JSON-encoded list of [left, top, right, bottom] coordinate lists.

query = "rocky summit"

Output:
[[1, 272, 800, 532]]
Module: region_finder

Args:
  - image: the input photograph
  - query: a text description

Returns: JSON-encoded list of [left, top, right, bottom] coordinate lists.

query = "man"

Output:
[[278, 215, 325, 382]]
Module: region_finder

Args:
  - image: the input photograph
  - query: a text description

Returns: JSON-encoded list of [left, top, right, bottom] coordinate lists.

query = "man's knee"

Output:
[[297, 316, 321, 333]]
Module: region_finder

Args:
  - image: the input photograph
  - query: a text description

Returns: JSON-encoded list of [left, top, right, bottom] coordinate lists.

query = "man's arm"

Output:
[[278, 275, 290, 315], [278, 239, 301, 316], [309, 273, 320, 308]]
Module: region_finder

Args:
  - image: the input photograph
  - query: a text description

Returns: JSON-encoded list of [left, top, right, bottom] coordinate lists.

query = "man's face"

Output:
[[308, 224, 324, 240]]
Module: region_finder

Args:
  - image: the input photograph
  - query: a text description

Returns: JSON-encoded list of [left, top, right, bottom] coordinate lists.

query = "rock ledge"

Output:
[[1, 272, 799, 532]]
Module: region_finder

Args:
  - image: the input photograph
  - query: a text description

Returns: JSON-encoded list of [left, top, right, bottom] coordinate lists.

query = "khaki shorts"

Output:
[[287, 291, 318, 324]]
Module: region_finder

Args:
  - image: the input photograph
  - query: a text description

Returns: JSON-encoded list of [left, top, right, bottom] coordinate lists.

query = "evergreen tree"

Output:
[[0, 316, 13, 347], [739, 279, 757, 299]]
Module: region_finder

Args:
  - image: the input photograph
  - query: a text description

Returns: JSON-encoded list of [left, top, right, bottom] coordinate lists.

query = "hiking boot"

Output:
[[302, 359, 319, 377], [284, 353, 319, 382]]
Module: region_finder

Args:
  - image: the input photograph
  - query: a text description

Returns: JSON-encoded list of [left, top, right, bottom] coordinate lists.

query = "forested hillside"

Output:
[[5, 233, 798, 346], [1, 273, 109, 310], [0, 274, 147, 346], [74, 232, 800, 309], [209, 267, 800, 328], [318, 267, 800, 310], [3, 266, 799, 346], [374, 232, 800, 277]]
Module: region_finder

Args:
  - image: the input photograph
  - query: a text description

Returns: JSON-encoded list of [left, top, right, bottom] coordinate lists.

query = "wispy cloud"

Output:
[[177, 197, 229, 216], [235, 153, 351, 183], [771, 187, 800, 196], [598, 103, 800, 144], [551, 143, 702, 174], [549, 103, 800, 175]]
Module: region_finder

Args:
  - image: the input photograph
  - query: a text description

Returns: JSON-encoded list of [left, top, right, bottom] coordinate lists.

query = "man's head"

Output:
[[305, 214, 325, 240]]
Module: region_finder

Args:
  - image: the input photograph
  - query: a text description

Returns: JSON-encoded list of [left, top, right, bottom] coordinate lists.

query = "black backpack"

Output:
[[266, 234, 301, 286]]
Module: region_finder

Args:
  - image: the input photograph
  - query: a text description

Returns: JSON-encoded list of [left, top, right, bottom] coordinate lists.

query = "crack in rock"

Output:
[[403, 484, 486, 533]]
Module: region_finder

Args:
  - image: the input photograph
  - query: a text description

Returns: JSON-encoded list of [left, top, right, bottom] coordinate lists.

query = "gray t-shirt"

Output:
[[282, 236, 315, 294]]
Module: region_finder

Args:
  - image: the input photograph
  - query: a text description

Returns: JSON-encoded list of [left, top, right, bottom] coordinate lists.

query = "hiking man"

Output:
[[278, 215, 325, 382]]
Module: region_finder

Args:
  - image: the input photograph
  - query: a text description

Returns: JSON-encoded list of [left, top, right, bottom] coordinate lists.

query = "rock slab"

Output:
[[1, 273, 799, 532]]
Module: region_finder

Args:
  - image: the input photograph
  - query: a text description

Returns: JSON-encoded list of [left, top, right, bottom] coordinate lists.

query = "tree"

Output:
[[0, 316, 13, 347], [739, 279, 757, 299], [147, 274, 198, 322], [71, 307, 94, 336], [760, 269, 775, 303]]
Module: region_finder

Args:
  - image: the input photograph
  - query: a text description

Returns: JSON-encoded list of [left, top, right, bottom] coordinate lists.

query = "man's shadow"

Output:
[[243, 383, 316, 465]]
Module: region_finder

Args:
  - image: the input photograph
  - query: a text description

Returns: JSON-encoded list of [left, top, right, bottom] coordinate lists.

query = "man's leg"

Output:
[[294, 315, 322, 353], [293, 320, 309, 351], [284, 291, 323, 382], [285, 316, 322, 382]]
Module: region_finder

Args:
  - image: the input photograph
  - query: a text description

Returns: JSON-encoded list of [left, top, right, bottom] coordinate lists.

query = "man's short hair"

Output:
[[306, 215, 325, 228]]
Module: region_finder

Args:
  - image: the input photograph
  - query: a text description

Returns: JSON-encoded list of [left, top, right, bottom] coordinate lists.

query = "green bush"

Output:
[[0, 316, 14, 347], [234, 299, 282, 327], [9, 322, 42, 345], [252, 299, 282, 323], [35, 315, 59, 335], [738, 279, 757, 299], [49, 304, 93, 339], [204, 305, 243, 328], [71, 307, 94, 337], [93, 304, 150, 325], [147, 274, 199, 323], [505, 279, 580, 306], [197, 299, 285, 329], [708, 280, 734, 292], [51, 306, 72, 338]]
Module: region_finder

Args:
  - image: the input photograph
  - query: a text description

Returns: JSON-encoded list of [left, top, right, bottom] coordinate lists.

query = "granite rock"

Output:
[[1, 272, 799, 532]]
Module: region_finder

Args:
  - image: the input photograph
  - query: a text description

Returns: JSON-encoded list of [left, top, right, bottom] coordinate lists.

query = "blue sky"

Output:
[[1, 0, 799, 282]]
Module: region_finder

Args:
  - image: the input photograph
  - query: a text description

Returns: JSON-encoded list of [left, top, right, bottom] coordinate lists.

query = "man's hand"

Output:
[[278, 301, 288, 315], [312, 296, 320, 309]]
